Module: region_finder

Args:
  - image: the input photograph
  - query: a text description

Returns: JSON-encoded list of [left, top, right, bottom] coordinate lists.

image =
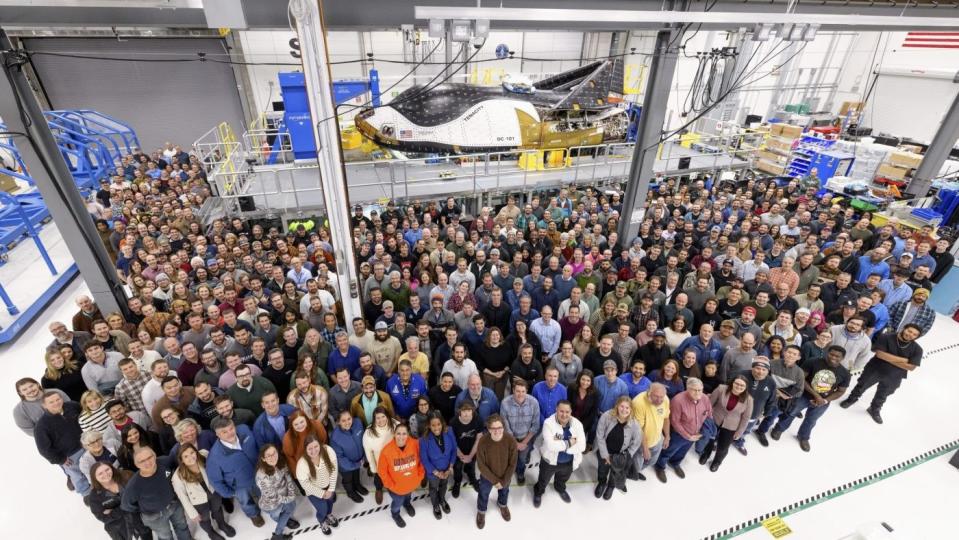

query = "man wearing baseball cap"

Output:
[[731, 356, 776, 455], [733, 306, 762, 350]]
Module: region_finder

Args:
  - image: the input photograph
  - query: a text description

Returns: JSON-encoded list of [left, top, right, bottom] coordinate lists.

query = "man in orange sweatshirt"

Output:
[[378, 424, 425, 528]]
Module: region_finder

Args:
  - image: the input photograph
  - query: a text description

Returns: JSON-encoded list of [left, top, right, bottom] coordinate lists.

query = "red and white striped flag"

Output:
[[902, 32, 959, 49]]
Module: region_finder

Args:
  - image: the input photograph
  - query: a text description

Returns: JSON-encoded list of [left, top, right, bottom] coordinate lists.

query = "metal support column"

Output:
[[0, 29, 127, 315], [907, 89, 959, 196], [288, 1, 362, 323], [617, 25, 684, 242], [766, 41, 800, 118]]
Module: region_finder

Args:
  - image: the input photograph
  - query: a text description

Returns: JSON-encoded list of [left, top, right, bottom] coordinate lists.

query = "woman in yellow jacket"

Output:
[[295, 435, 340, 535]]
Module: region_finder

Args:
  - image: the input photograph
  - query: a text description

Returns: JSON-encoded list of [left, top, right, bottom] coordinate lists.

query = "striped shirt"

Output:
[[79, 404, 114, 435]]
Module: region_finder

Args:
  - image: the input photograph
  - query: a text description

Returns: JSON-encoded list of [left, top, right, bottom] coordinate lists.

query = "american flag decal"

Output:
[[902, 32, 959, 49], [399, 129, 413, 139]]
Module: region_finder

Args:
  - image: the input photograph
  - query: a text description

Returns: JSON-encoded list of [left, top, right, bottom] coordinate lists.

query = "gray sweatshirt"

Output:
[[719, 348, 756, 383], [12, 389, 69, 437], [769, 359, 805, 399]]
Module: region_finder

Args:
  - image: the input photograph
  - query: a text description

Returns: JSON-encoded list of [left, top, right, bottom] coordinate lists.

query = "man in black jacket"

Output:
[[481, 288, 512, 336], [732, 357, 776, 456], [34, 391, 90, 497]]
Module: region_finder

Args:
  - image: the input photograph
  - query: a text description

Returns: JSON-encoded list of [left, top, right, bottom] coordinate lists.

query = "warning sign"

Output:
[[761, 516, 793, 538]]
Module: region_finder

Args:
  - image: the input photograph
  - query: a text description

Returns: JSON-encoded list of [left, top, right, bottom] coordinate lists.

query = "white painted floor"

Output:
[[2, 277, 957, 540]]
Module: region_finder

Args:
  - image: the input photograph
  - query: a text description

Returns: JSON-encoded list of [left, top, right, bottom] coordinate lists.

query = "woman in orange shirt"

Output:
[[281, 409, 328, 471], [377, 424, 425, 528]]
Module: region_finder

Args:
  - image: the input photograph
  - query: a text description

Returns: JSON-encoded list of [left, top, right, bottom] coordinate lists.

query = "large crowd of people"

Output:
[[13, 144, 949, 539]]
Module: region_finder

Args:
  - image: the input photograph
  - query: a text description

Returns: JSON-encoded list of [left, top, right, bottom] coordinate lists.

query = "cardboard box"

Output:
[[779, 124, 804, 138], [899, 144, 923, 154], [770, 124, 784, 136], [757, 149, 789, 165], [757, 160, 787, 175], [0, 174, 19, 194], [766, 137, 796, 154], [875, 163, 912, 181], [889, 151, 922, 169], [839, 101, 864, 116]]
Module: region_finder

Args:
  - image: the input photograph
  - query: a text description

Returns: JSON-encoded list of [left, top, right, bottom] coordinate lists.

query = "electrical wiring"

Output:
[[312, 41, 485, 127], [13, 49, 651, 68], [647, 38, 802, 150]]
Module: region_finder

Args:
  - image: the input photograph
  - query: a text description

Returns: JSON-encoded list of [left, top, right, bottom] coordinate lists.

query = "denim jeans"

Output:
[[265, 501, 297, 535], [307, 494, 335, 524], [632, 438, 663, 472], [756, 400, 788, 434], [515, 438, 534, 477], [388, 490, 411, 516], [140, 500, 191, 540], [61, 448, 91, 497], [233, 485, 260, 518], [733, 418, 758, 449], [655, 432, 694, 469], [774, 395, 831, 441], [476, 477, 509, 513]]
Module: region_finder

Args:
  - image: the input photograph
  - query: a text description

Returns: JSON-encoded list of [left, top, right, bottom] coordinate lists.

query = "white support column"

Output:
[[289, 0, 362, 323]]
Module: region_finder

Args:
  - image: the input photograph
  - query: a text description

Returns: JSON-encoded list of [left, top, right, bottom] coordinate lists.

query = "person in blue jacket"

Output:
[[251, 391, 296, 448], [419, 411, 457, 520], [386, 360, 428, 419], [330, 410, 369, 503], [207, 417, 265, 527], [674, 324, 724, 366], [453, 374, 500, 423]]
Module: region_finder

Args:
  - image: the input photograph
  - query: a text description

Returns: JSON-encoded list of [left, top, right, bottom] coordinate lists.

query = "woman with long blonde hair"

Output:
[[41, 349, 85, 401], [172, 443, 235, 539]]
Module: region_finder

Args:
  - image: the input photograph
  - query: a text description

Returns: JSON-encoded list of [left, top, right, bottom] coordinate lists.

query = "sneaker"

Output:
[[770, 430, 782, 441], [499, 506, 511, 522], [319, 522, 332, 536], [476, 513, 485, 529], [251, 515, 265, 528], [557, 490, 571, 503], [654, 467, 667, 483], [440, 501, 450, 514], [671, 465, 685, 479], [432, 505, 442, 520], [755, 432, 769, 447], [403, 502, 416, 517], [533, 493, 542, 508], [286, 518, 300, 530], [451, 484, 460, 498], [799, 439, 811, 452], [839, 398, 857, 409], [594, 481, 606, 498], [392, 513, 406, 528], [325, 514, 339, 528], [867, 408, 884, 424]]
